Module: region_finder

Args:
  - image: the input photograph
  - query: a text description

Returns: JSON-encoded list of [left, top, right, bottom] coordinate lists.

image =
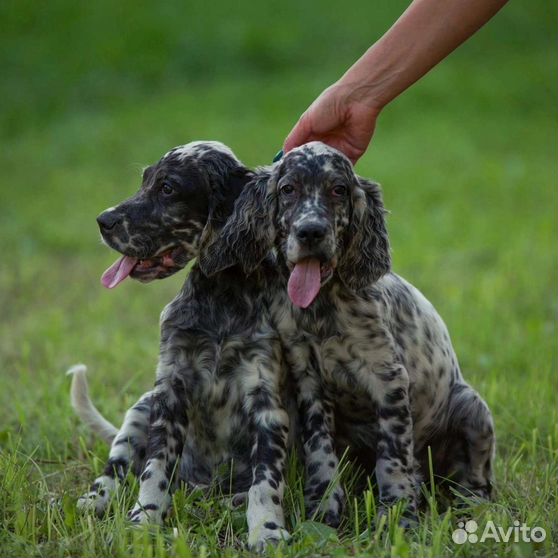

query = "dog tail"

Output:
[[66, 364, 118, 445]]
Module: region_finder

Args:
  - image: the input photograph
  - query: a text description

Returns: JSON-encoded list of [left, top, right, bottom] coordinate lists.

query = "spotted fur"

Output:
[[73, 142, 293, 549], [203, 142, 496, 523]]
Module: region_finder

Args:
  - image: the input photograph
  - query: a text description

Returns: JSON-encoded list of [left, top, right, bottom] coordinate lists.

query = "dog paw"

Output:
[[76, 490, 110, 517], [248, 523, 290, 552], [76, 476, 116, 517], [306, 482, 345, 527], [127, 504, 163, 525], [377, 501, 418, 530]]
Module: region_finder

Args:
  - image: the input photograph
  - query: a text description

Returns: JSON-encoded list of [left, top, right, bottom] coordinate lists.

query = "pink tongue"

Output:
[[101, 256, 138, 289], [287, 258, 321, 308]]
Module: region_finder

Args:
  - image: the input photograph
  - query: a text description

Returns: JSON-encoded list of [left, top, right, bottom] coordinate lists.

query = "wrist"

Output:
[[334, 76, 386, 116]]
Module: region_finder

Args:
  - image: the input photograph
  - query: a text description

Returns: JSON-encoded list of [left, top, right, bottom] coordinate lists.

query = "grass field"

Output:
[[0, 1, 556, 556]]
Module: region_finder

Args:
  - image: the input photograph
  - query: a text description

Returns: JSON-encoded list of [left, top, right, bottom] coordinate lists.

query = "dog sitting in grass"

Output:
[[70, 141, 295, 550], [200, 142, 496, 523]]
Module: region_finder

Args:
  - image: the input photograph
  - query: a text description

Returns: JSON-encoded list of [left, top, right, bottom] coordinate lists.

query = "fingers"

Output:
[[283, 113, 312, 153], [281, 97, 371, 165]]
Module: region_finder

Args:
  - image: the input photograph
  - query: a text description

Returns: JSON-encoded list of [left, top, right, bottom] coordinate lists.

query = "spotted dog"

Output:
[[71, 142, 292, 549], [202, 142, 496, 523]]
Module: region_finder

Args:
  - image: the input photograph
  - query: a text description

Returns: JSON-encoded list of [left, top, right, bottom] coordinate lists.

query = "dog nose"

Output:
[[295, 222, 328, 245], [97, 210, 121, 231]]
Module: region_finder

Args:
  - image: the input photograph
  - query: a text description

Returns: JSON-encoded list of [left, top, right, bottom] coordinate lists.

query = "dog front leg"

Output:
[[128, 382, 188, 525], [245, 387, 290, 550], [374, 364, 419, 524], [288, 343, 345, 527], [298, 373, 345, 526]]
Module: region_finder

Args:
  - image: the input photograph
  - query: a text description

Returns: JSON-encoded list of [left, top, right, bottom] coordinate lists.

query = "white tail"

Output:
[[66, 364, 118, 444]]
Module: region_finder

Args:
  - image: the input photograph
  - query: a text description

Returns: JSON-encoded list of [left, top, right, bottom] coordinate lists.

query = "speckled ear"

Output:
[[196, 166, 252, 261], [198, 170, 277, 277], [338, 177, 391, 292]]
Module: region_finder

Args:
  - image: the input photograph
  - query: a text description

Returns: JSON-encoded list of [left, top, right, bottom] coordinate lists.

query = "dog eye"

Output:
[[161, 183, 174, 196], [332, 185, 347, 197], [280, 184, 295, 196]]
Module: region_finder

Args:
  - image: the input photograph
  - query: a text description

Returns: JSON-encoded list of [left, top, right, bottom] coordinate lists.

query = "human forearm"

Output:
[[283, 0, 509, 162], [339, 0, 509, 111]]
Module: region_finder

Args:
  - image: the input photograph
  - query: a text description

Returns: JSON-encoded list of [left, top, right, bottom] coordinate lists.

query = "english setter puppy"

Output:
[[201, 142, 496, 524], [71, 141, 293, 549]]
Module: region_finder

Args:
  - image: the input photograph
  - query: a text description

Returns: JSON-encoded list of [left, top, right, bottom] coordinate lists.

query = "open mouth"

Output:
[[287, 257, 335, 309], [101, 247, 186, 289]]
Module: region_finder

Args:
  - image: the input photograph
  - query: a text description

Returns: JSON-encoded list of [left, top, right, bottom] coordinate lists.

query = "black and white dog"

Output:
[[70, 142, 293, 549], [201, 142, 496, 522]]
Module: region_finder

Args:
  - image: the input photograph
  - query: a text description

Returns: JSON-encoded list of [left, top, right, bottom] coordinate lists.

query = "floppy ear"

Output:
[[198, 170, 276, 277], [195, 166, 252, 256], [338, 176, 391, 291]]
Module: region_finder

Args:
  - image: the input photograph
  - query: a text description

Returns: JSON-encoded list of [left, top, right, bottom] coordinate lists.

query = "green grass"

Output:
[[0, 0, 556, 556]]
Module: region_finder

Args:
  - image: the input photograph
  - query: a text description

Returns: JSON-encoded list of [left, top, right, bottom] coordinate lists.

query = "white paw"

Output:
[[127, 504, 163, 525], [76, 490, 110, 517], [248, 524, 290, 552]]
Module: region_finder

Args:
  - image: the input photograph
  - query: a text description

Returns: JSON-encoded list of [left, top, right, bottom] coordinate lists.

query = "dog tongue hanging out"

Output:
[[100, 250, 182, 289], [286, 258, 335, 309], [101, 256, 137, 289], [287, 258, 321, 308], [99, 247, 188, 289]]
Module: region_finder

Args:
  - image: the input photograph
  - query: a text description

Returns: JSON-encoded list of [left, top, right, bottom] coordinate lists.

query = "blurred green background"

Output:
[[0, 1, 556, 556]]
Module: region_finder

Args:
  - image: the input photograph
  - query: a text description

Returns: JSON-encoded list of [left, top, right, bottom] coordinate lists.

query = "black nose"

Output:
[[97, 210, 121, 231], [295, 222, 328, 245]]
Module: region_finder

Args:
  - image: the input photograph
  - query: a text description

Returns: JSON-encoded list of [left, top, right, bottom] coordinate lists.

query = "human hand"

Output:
[[282, 0, 508, 165], [283, 81, 381, 165]]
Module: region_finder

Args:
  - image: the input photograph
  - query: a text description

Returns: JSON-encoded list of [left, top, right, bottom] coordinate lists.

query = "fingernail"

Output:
[[272, 149, 283, 163]]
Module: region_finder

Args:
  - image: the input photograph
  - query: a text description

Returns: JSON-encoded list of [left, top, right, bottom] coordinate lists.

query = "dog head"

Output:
[[201, 142, 391, 307], [97, 141, 252, 288]]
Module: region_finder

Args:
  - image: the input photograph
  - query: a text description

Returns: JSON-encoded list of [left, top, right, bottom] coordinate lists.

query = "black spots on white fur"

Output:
[[140, 469, 153, 482], [307, 462, 320, 477]]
